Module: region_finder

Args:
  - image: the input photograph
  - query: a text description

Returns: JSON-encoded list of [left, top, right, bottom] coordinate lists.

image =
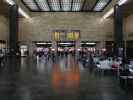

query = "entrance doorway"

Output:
[[33, 41, 52, 57], [57, 41, 76, 56]]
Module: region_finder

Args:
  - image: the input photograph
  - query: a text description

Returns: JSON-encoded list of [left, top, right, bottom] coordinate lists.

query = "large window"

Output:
[[22, 0, 112, 12]]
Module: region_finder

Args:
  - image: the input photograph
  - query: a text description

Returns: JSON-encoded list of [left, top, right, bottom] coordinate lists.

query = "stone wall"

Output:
[[0, 15, 8, 41], [124, 14, 133, 40], [19, 12, 114, 42]]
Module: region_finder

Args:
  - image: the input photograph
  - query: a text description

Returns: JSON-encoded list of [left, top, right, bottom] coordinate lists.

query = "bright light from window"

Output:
[[38, 0, 50, 11], [62, 0, 72, 11], [94, 0, 110, 11], [50, 0, 60, 11], [72, 0, 82, 11]]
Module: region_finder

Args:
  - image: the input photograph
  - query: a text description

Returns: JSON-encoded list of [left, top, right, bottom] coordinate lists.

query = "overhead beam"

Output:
[[33, 0, 42, 11], [71, 0, 74, 11], [81, 0, 87, 11], [91, 0, 100, 11], [101, 0, 112, 11], [21, 0, 33, 11], [59, 0, 62, 11], [46, 0, 52, 11], [92, 0, 112, 11]]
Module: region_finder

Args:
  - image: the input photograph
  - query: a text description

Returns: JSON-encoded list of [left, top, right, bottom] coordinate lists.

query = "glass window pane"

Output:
[[72, 0, 83, 11], [37, 0, 50, 11], [62, 0, 72, 11], [94, 0, 110, 11], [49, 0, 60, 11], [23, 0, 38, 11]]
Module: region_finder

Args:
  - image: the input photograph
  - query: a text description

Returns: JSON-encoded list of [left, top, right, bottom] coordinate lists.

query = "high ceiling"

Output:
[[0, 0, 9, 16], [109, 0, 133, 18], [21, 0, 112, 12], [1, 0, 133, 18], [123, 0, 133, 17]]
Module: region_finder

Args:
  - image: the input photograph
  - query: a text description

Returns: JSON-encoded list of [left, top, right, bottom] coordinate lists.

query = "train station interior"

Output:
[[0, 0, 133, 100]]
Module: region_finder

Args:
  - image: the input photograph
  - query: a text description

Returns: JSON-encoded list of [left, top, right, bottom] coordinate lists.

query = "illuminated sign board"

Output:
[[67, 30, 80, 40], [52, 30, 80, 41]]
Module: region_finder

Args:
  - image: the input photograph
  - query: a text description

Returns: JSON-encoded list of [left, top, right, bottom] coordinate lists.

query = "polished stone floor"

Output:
[[0, 55, 133, 100]]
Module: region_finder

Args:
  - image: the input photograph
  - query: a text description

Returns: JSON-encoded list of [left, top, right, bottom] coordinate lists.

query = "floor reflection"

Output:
[[0, 56, 132, 100], [52, 55, 80, 94]]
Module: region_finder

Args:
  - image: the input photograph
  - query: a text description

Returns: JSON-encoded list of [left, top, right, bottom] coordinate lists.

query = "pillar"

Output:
[[75, 40, 80, 59], [9, 5, 19, 56], [114, 4, 125, 59]]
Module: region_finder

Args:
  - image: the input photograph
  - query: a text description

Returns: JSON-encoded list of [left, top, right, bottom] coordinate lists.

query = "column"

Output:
[[114, 4, 125, 59], [9, 5, 19, 56], [75, 40, 80, 59]]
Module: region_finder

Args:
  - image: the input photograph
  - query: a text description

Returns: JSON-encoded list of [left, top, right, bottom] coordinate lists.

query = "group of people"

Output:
[[0, 49, 5, 66], [78, 50, 133, 77], [33, 48, 75, 62], [78, 50, 122, 70]]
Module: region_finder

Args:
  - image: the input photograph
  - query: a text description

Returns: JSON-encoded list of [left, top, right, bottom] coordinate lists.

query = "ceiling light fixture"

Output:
[[59, 43, 73, 45], [80, 43, 96, 45], [118, 0, 128, 6], [103, 8, 114, 19], [18, 7, 30, 19], [5, 0, 15, 5], [86, 43, 96, 45], [36, 43, 52, 45]]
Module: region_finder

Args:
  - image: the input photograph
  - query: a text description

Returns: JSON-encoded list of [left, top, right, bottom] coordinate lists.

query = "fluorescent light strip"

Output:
[[62, 0, 72, 11], [5, 0, 15, 5], [94, 0, 110, 11], [80, 43, 96, 45], [59, 43, 74, 45], [5, 0, 30, 19], [118, 0, 128, 6], [37, 0, 50, 11], [103, 8, 114, 19], [103, 0, 128, 19], [86, 43, 96, 45], [18, 7, 30, 19], [36, 43, 52, 45]]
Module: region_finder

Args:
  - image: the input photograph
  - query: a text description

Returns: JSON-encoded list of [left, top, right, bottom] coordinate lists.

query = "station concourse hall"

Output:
[[0, 0, 133, 100]]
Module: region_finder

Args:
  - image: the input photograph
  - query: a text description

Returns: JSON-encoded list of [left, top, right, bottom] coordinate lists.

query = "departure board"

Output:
[[53, 31, 60, 40], [52, 30, 80, 41], [67, 30, 80, 40]]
